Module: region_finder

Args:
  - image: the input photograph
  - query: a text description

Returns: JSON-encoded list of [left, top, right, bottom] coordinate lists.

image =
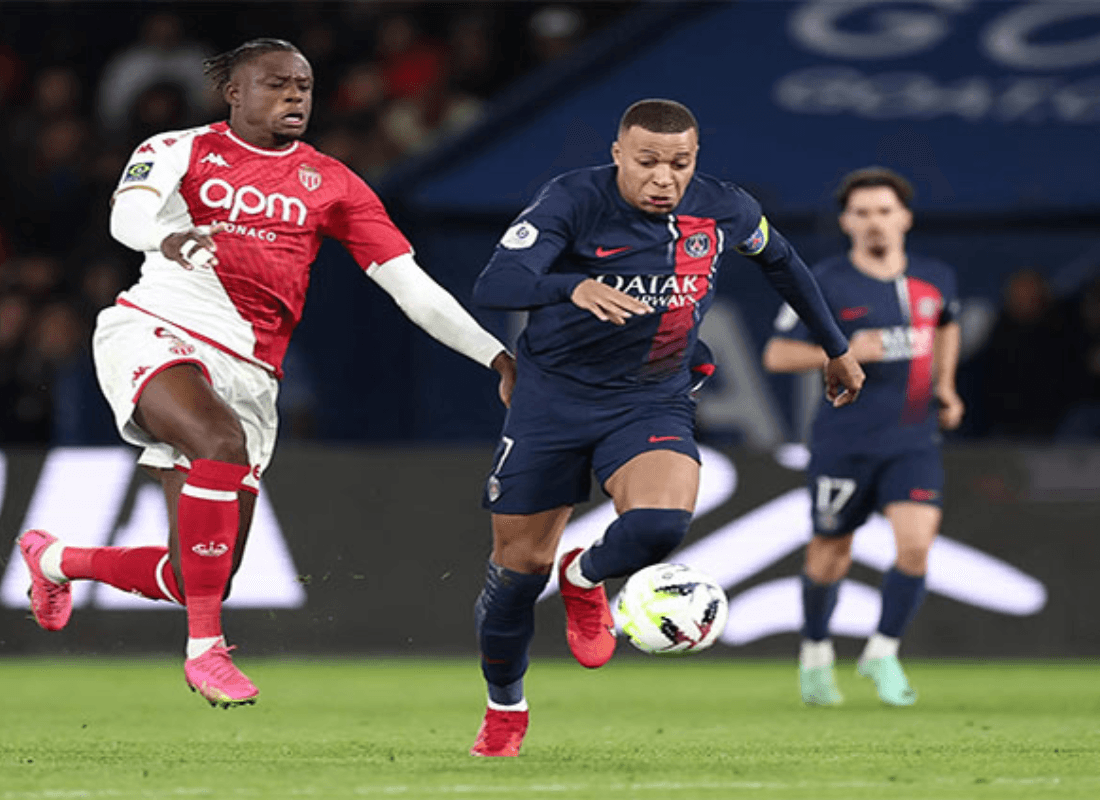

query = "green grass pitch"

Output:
[[1, 657, 1097, 799]]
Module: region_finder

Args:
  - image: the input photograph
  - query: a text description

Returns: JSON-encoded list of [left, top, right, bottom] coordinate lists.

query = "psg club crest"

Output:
[[298, 164, 322, 192], [918, 296, 940, 320], [684, 232, 712, 259]]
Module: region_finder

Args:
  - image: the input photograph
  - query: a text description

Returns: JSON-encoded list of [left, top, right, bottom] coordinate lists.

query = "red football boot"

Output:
[[558, 548, 616, 668], [470, 708, 529, 757]]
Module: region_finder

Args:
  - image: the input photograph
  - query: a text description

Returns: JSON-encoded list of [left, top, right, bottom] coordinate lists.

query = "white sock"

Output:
[[487, 697, 529, 712], [186, 636, 225, 660], [800, 638, 836, 670], [39, 542, 68, 584], [565, 552, 597, 589], [861, 632, 900, 662]]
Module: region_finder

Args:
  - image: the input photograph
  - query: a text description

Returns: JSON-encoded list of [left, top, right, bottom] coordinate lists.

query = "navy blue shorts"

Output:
[[806, 447, 944, 536], [482, 380, 699, 515]]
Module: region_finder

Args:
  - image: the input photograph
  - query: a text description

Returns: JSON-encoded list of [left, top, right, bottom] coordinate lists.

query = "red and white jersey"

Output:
[[112, 121, 412, 376]]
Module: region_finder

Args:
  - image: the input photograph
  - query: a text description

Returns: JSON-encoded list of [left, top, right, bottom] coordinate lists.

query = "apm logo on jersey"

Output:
[[593, 273, 705, 309], [198, 178, 308, 226]]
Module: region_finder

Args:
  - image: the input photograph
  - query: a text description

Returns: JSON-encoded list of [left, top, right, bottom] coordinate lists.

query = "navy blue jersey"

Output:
[[775, 254, 960, 455], [474, 165, 805, 399]]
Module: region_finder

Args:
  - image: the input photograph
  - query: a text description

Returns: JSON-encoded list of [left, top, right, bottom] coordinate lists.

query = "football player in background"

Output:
[[18, 38, 516, 708], [763, 166, 964, 707], [467, 98, 865, 756]]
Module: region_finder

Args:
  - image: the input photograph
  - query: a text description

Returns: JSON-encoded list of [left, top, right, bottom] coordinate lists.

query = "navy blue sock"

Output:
[[474, 561, 549, 706], [579, 508, 692, 583], [800, 573, 840, 641], [877, 567, 926, 638]]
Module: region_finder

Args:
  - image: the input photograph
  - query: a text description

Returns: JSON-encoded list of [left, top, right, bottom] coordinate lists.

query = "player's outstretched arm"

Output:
[[368, 254, 511, 398], [764, 337, 864, 408], [747, 229, 849, 361], [762, 337, 828, 373]]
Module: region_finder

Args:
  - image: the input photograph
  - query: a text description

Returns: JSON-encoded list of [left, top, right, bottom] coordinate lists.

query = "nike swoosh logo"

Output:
[[648, 435, 683, 443], [595, 246, 631, 257]]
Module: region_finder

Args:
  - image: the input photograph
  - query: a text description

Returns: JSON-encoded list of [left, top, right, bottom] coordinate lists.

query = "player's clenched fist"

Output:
[[570, 278, 652, 325], [824, 350, 865, 408], [161, 222, 228, 270]]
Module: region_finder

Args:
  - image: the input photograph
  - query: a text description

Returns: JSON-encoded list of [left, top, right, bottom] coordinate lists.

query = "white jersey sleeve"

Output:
[[110, 130, 200, 252]]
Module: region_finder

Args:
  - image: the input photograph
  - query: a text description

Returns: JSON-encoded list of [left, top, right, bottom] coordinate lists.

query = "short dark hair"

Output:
[[836, 166, 914, 210], [203, 38, 302, 93], [618, 99, 698, 137]]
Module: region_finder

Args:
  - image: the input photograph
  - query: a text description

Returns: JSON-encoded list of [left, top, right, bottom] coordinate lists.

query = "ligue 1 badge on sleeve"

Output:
[[298, 164, 322, 192], [487, 476, 502, 503]]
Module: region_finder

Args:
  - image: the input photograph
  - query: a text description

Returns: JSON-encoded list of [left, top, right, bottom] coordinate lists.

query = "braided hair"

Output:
[[203, 38, 301, 93]]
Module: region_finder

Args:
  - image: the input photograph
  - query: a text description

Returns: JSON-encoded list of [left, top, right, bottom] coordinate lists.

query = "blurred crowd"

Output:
[[0, 1, 628, 445], [973, 269, 1100, 442]]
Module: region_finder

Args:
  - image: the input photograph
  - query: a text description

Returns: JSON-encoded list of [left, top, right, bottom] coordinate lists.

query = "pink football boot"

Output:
[[19, 529, 72, 631], [184, 643, 259, 708]]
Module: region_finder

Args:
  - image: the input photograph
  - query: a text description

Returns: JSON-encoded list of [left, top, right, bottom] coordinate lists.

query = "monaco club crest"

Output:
[[298, 164, 322, 192]]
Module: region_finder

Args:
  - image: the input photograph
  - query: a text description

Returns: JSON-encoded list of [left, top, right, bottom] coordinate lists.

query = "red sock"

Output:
[[178, 459, 250, 639], [61, 546, 182, 603]]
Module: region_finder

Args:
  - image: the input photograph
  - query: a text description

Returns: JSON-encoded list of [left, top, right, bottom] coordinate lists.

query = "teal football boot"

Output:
[[800, 664, 844, 706], [857, 655, 917, 706]]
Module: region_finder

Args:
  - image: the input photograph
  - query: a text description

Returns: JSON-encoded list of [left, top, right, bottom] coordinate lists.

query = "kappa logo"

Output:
[[192, 542, 230, 558], [537, 447, 1048, 646], [200, 152, 231, 168]]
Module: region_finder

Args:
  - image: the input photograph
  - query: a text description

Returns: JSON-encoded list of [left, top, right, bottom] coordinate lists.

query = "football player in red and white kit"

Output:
[[17, 39, 515, 707]]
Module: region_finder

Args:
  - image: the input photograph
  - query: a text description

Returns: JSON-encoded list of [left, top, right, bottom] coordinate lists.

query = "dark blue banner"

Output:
[[412, 0, 1100, 214]]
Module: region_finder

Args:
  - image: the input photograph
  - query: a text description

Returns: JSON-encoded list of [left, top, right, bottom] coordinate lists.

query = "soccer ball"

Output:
[[615, 563, 729, 655]]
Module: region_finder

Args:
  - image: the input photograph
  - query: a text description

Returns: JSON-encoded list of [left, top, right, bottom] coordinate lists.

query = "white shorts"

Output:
[[92, 304, 278, 492]]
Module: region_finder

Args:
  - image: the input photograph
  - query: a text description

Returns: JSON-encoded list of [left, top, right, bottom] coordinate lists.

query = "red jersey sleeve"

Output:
[[324, 165, 412, 270]]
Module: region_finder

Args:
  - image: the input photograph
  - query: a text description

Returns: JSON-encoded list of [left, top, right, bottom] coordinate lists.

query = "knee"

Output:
[[805, 536, 853, 583], [620, 508, 693, 561], [195, 422, 249, 465], [492, 542, 556, 575], [475, 561, 549, 620], [895, 543, 930, 574]]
